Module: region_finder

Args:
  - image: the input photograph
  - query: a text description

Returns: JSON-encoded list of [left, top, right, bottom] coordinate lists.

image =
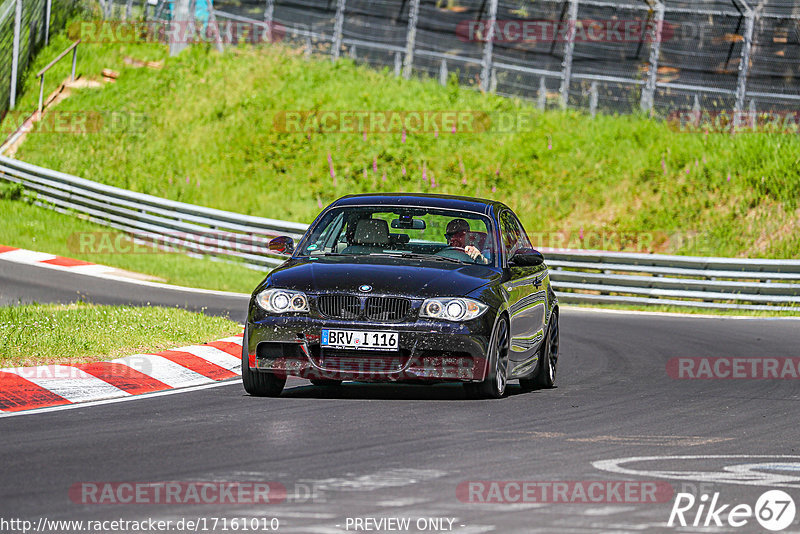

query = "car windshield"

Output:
[[298, 206, 497, 266]]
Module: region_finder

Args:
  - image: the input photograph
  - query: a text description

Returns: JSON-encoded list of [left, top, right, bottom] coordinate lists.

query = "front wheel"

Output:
[[241, 327, 286, 397], [520, 312, 559, 391], [464, 316, 509, 399]]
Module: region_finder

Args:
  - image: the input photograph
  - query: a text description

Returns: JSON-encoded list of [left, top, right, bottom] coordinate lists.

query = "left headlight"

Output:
[[419, 297, 488, 321], [255, 288, 310, 314]]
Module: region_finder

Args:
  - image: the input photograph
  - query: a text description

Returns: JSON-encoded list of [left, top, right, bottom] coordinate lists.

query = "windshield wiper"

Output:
[[308, 252, 355, 257], [369, 252, 467, 264]]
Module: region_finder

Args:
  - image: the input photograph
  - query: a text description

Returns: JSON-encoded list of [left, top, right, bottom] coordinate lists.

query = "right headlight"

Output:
[[419, 297, 488, 321], [255, 288, 310, 314]]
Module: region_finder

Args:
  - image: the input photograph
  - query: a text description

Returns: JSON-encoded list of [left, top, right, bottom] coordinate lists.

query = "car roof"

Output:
[[330, 193, 509, 216]]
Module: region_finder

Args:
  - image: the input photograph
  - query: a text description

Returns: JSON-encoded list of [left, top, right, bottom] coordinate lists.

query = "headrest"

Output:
[[353, 219, 390, 246]]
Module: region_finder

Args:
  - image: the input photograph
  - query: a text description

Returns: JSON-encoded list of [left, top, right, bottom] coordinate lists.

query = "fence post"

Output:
[[402, 0, 420, 79], [44, 0, 51, 45], [9, 0, 21, 110], [262, 0, 274, 42], [479, 0, 498, 92], [169, 0, 192, 55], [538, 77, 547, 110], [559, 0, 579, 108], [331, 0, 346, 61], [640, 0, 664, 113], [733, 8, 756, 128]]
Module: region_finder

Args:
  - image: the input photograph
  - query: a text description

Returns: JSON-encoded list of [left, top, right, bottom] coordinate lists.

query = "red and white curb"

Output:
[[0, 244, 161, 280], [0, 334, 244, 413]]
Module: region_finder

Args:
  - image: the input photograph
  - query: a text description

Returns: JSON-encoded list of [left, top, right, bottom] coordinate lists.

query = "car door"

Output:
[[499, 210, 548, 378]]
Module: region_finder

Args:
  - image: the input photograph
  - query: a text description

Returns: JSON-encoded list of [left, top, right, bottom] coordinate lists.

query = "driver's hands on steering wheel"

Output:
[[464, 245, 488, 264]]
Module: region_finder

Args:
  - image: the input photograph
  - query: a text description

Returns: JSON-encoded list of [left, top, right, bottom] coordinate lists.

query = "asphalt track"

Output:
[[2, 258, 800, 533]]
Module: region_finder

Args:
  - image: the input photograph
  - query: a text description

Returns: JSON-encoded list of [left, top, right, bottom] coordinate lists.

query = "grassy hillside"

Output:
[[3, 30, 799, 258]]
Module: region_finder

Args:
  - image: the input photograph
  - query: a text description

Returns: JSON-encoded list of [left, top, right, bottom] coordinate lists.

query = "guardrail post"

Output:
[[71, 44, 77, 81], [169, 0, 192, 56], [640, 0, 664, 114], [439, 59, 447, 85], [479, 0, 499, 92], [331, 0, 346, 61], [262, 0, 274, 42], [733, 8, 756, 129], [394, 51, 402, 76], [38, 75, 45, 114], [44, 0, 51, 45], [559, 0, 578, 108], [538, 77, 547, 110], [589, 81, 598, 117], [402, 0, 420, 79], [9, 0, 21, 110]]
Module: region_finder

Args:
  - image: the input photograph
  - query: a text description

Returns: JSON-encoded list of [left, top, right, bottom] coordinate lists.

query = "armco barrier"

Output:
[[1, 154, 799, 311]]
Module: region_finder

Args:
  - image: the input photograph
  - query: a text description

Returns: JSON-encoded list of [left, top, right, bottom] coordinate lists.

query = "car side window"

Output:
[[500, 211, 532, 262], [500, 211, 520, 260], [511, 213, 532, 249]]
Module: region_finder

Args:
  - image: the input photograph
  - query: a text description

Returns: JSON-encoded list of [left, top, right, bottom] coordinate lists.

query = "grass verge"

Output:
[[3, 30, 799, 259], [0, 302, 240, 367], [0, 196, 266, 293]]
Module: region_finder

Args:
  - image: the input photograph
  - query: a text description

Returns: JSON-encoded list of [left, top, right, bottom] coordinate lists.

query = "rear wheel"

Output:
[[464, 316, 509, 399], [241, 327, 286, 397], [520, 312, 559, 391]]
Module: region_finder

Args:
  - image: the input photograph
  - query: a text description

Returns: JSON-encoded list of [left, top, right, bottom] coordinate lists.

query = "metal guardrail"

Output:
[[0, 155, 306, 269], [36, 40, 80, 113], [1, 154, 799, 312]]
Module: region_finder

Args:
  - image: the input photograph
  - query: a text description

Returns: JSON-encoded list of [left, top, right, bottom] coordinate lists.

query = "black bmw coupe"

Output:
[[242, 193, 559, 399]]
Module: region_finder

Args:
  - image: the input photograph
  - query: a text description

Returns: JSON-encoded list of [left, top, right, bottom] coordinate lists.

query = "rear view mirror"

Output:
[[510, 248, 544, 267], [391, 215, 426, 230], [268, 236, 295, 255]]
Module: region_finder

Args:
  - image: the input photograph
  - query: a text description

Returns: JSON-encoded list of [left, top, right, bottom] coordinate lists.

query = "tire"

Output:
[[520, 311, 559, 391], [464, 315, 509, 399], [310, 378, 343, 387], [241, 327, 286, 397]]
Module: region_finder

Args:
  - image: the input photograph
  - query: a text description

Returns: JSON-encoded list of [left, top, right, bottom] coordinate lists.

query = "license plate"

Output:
[[321, 329, 399, 351]]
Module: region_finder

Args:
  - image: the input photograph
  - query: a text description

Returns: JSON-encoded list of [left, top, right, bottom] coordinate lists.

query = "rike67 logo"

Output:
[[668, 490, 796, 531]]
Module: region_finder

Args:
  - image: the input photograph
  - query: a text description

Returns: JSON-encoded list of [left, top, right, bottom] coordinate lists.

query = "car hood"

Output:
[[262, 255, 501, 298]]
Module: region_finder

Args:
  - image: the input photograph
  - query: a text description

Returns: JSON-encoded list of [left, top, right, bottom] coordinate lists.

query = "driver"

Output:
[[445, 218, 488, 264]]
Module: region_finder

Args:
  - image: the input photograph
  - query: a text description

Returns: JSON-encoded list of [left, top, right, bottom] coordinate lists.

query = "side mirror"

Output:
[[268, 236, 295, 255], [510, 248, 544, 267]]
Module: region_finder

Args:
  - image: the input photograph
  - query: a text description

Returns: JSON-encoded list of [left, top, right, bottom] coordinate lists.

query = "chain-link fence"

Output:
[[0, 0, 83, 119], [142, 0, 799, 118], [5, 0, 799, 121]]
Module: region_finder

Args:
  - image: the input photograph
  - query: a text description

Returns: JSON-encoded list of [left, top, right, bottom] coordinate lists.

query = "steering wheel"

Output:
[[435, 246, 473, 262]]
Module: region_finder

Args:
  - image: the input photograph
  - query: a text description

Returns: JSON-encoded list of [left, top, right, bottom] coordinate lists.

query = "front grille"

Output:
[[315, 350, 411, 373], [318, 295, 360, 319], [317, 295, 412, 322], [365, 297, 411, 322]]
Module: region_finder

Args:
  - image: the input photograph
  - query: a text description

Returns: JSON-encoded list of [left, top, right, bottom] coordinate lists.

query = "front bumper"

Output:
[[245, 314, 495, 383]]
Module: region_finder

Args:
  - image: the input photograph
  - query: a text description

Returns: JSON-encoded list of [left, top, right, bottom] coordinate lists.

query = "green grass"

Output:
[[4, 29, 800, 259], [0, 195, 265, 293], [0, 302, 240, 367]]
